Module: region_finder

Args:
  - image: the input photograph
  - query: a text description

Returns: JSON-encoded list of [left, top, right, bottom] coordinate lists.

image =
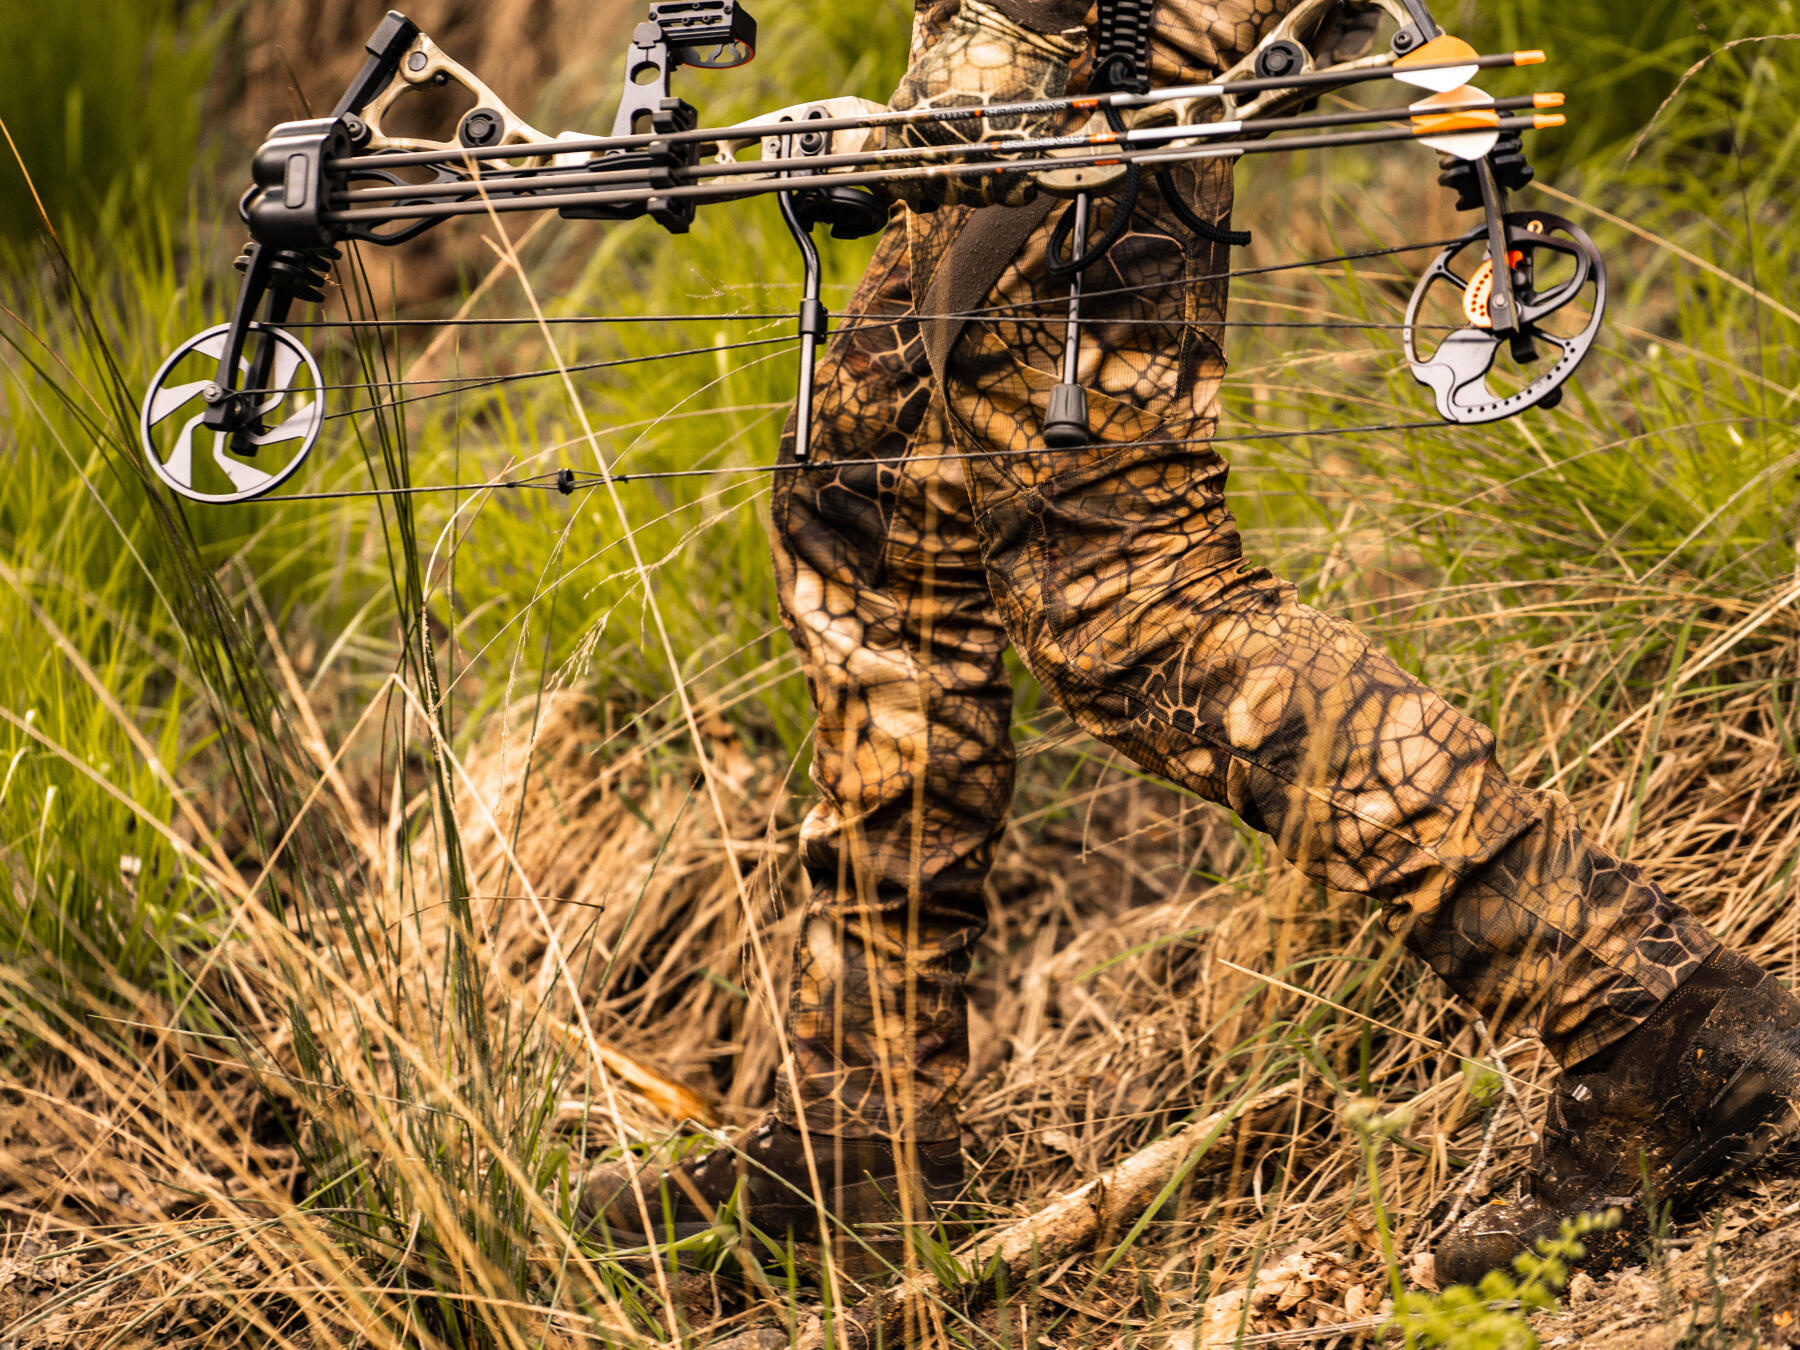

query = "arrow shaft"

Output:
[[322, 113, 1556, 228], [328, 94, 1551, 208], [325, 50, 1543, 176]]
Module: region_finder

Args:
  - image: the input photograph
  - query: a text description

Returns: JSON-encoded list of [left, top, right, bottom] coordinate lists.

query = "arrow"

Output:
[[322, 112, 1569, 228], [326, 48, 1550, 176]]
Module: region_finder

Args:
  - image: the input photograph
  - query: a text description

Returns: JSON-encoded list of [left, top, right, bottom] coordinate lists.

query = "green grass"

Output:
[[0, 0, 229, 241], [0, 219, 225, 1001]]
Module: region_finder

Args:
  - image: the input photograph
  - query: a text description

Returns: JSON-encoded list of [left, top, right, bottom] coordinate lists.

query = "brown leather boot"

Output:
[[1436, 947, 1800, 1285], [576, 1114, 962, 1268]]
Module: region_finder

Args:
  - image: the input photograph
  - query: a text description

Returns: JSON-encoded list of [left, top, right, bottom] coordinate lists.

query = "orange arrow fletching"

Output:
[[1412, 109, 1501, 134], [1393, 34, 1482, 93]]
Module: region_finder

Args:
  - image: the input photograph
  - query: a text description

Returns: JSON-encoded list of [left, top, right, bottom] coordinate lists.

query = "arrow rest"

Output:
[[1403, 211, 1605, 423]]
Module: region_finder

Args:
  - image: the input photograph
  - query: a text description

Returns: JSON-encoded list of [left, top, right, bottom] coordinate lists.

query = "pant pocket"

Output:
[[965, 367, 1240, 677]]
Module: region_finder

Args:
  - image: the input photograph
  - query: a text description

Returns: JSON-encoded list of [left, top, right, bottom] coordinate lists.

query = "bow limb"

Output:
[[355, 31, 592, 170]]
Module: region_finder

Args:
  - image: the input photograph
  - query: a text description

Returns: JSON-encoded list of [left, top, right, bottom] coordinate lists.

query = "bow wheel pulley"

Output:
[[1404, 210, 1604, 423]]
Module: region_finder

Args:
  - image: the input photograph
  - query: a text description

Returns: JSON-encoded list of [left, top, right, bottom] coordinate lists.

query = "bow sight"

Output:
[[140, 0, 1608, 505]]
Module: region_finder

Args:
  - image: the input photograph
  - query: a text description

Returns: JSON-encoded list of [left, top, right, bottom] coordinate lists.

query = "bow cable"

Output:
[[275, 238, 1478, 334], [235, 236, 1473, 411]]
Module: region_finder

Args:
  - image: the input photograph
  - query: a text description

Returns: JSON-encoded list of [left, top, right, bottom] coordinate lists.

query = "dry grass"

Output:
[[6, 560, 1798, 1347]]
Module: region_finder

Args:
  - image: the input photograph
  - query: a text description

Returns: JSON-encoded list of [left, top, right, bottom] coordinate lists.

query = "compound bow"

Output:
[[139, 0, 1606, 504]]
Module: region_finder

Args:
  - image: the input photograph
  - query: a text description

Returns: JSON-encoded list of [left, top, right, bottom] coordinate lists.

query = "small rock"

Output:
[[1568, 1270, 1597, 1305]]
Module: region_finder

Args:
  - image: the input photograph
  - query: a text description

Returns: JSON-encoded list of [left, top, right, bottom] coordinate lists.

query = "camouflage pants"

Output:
[[767, 32, 1718, 1151]]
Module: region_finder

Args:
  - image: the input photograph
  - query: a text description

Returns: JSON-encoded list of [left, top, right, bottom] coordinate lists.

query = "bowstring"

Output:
[[211, 228, 1488, 502], [234, 235, 1470, 417], [289, 314, 1453, 332], [312, 334, 802, 415], [276, 238, 1466, 336], [262, 420, 1454, 502], [296, 315, 1460, 421]]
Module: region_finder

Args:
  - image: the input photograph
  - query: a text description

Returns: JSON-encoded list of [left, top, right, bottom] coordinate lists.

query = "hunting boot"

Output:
[[1436, 947, 1800, 1284], [575, 1113, 962, 1272]]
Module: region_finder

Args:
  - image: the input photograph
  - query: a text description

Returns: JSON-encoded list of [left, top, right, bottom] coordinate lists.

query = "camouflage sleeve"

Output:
[[881, 0, 1086, 210], [985, 0, 1090, 34]]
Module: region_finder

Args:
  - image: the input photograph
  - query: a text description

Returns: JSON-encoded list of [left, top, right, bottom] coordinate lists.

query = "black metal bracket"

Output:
[[199, 240, 336, 451], [563, 98, 703, 231], [566, 1, 757, 233], [245, 117, 356, 253], [1388, 0, 1443, 56], [610, 2, 756, 138], [1473, 157, 1525, 348], [773, 104, 887, 240]]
